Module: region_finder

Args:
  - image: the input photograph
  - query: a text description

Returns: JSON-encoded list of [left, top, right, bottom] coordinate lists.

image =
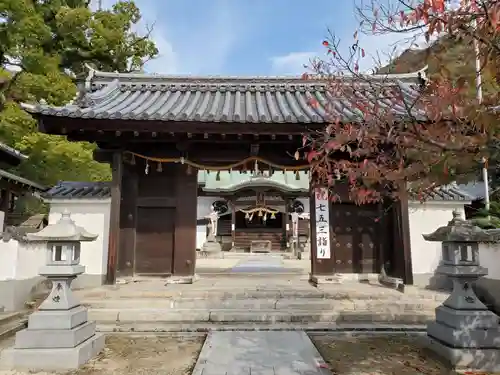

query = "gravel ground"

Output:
[[310, 334, 459, 375], [0, 334, 205, 375]]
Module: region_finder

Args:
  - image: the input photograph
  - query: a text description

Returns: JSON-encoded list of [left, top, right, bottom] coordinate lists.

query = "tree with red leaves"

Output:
[[303, 0, 500, 204]]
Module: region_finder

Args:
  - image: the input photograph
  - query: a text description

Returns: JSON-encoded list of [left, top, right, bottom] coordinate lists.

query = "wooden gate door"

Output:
[[331, 204, 381, 273], [135, 207, 175, 276]]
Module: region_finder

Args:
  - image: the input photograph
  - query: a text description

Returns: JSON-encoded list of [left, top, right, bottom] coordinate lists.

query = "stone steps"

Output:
[[79, 289, 448, 302], [88, 307, 436, 328], [82, 298, 439, 311], [96, 322, 428, 333], [0, 312, 28, 340]]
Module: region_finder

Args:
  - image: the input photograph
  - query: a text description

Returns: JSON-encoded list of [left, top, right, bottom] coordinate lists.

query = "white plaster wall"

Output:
[[0, 238, 47, 282], [479, 243, 500, 281], [408, 201, 467, 277], [48, 199, 111, 277], [14, 242, 46, 280], [196, 197, 219, 249]]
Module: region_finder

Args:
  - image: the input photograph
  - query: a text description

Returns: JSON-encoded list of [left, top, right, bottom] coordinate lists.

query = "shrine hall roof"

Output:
[[21, 67, 427, 124]]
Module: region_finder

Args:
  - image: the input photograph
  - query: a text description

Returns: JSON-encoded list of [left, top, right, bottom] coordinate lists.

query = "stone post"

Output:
[[201, 222, 222, 255], [2, 210, 105, 371], [423, 210, 500, 372]]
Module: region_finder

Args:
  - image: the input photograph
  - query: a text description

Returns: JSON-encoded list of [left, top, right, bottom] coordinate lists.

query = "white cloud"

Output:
[[270, 29, 433, 77], [270, 52, 317, 76], [144, 31, 179, 74], [89, 0, 243, 75]]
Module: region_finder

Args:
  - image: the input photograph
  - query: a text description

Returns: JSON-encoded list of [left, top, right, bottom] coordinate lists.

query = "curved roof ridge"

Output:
[[82, 64, 426, 85]]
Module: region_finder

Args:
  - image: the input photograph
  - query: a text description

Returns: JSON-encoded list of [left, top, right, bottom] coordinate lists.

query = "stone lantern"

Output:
[[2, 210, 105, 370], [423, 210, 500, 372]]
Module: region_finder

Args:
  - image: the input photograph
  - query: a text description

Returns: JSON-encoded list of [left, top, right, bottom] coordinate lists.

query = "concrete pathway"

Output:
[[192, 331, 330, 375]]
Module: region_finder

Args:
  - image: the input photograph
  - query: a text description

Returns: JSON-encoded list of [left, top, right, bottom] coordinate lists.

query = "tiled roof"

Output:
[[200, 171, 308, 193], [21, 68, 427, 124], [0, 169, 46, 191], [411, 183, 473, 202], [42, 181, 111, 200], [0, 142, 27, 161]]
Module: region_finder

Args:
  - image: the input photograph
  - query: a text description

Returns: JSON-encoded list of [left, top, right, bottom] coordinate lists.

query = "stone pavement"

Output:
[[192, 331, 330, 375], [230, 254, 299, 273]]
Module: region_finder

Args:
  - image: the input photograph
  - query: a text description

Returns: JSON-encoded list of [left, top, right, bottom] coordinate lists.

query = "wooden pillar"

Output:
[[309, 185, 335, 283], [172, 164, 198, 278], [398, 194, 414, 285], [0, 187, 10, 212], [106, 151, 123, 284], [118, 164, 138, 277]]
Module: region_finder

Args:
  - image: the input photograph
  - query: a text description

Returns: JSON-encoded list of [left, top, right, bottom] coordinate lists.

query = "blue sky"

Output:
[[97, 0, 419, 76]]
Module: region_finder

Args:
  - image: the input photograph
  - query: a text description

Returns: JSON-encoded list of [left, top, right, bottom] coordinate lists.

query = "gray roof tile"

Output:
[[0, 142, 27, 161], [411, 183, 473, 202], [22, 69, 427, 124], [42, 181, 111, 200], [0, 169, 45, 191]]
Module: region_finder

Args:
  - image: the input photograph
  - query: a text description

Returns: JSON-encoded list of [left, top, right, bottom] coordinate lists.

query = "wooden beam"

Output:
[[41, 117, 316, 136], [106, 151, 123, 284]]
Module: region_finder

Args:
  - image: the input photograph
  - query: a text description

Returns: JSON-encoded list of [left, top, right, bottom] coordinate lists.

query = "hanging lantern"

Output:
[[157, 162, 162, 173], [271, 212, 276, 219], [258, 210, 263, 217], [145, 160, 150, 175], [263, 214, 267, 222], [216, 171, 221, 181], [295, 170, 300, 180], [130, 153, 136, 165], [245, 212, 250, 219]]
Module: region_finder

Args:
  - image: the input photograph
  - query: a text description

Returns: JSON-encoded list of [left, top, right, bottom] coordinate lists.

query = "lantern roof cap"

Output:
[[26, 210, 98, 242], [423, 210, 500, 243]]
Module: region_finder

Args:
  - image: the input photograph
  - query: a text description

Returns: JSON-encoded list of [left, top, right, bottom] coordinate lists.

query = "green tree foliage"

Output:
[[0, 0, 158, 191]]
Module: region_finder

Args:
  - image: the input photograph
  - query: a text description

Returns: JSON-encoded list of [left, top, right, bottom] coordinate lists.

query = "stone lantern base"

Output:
[[424, 276, 500, 372], [201, 232, 222, 254], [426, 337, 500, 372], [2, 305, 105, 370]]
